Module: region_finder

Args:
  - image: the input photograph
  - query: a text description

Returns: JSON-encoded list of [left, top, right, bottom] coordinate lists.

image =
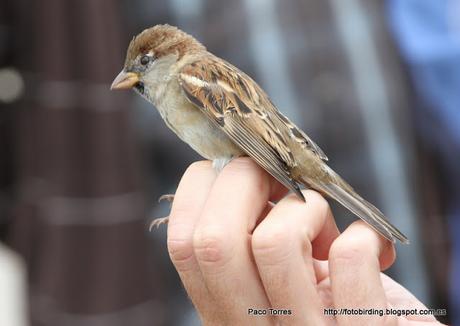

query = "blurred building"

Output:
[[0, 0, 454, 325]]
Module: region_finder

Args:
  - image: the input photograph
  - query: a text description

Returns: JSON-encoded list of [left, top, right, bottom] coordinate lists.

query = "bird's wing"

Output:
[[178, 56, 326, 199]]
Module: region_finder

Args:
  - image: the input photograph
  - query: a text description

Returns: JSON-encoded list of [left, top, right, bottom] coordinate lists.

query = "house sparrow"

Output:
[[111, 24, 409, 244]]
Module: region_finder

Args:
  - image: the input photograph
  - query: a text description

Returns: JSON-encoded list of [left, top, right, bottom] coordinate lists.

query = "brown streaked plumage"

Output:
[[111, 24, 409, 244]]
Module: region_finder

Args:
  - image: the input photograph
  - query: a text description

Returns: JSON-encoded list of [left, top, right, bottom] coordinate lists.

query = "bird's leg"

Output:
[[212, 156, 234, 172], [149, 194, 175, 231]]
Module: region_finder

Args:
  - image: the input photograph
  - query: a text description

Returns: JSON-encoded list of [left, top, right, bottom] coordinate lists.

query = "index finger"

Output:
[[166, 161, 217, 317], [192, 158, 287, 320]]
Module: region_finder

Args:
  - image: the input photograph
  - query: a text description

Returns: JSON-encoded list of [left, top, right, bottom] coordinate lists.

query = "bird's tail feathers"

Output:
[[305, 174, 409, 244]]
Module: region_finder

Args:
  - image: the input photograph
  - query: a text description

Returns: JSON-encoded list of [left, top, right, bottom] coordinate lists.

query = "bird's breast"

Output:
[[155, 80, 242, 160]]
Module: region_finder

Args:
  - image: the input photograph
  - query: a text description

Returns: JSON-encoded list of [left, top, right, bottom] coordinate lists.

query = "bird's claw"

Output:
[[149, 216, 169, 231], [158, 194, 175, 203], [149, 194, 175, 231]]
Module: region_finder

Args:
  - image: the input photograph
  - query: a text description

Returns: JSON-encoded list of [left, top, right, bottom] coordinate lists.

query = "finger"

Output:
[[312, 205, 340, 260], [313, 259, 330, 283], [252, 190, 338, 325], [254, 201, 276, 229], [270, 181, 290, 203], [192, 158, 279, 322], [167, 161, 217, 312], [329, 221, 397, 326], [314, 260, 333, 309], [380, 274, 437, 323]]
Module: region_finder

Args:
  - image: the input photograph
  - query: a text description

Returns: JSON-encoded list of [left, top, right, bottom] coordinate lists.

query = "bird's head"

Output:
[[110, 24, 205, 96]]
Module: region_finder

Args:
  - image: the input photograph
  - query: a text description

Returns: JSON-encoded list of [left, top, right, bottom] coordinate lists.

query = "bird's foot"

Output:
[[149, 194, 175, 231], [149, 216, 169, 231]]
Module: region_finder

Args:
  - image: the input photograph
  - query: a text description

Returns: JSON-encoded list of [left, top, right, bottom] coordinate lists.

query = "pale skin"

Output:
[[166, 158, 443, 326]]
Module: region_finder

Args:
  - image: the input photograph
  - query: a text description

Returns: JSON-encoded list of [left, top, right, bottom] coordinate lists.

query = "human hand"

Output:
[[166, 158, 442, 325]]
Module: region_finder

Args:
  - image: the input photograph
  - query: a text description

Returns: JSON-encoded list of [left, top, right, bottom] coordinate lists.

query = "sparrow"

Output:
[[111, 24, 409, 244]]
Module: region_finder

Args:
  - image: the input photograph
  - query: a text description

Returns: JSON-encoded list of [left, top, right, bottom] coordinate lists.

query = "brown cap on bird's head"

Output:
[[111, 24, 205, 90], [124, 24, 205, 67]]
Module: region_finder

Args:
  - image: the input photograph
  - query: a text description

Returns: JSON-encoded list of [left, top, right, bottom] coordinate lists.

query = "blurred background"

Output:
[[0, 0, 457, 325]]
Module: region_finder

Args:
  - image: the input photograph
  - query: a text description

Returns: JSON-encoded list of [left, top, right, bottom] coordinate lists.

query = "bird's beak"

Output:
[[110, 70, 140, 90]]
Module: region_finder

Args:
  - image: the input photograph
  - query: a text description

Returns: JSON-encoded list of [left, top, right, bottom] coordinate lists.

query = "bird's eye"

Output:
[[140, 55, 151, 66]]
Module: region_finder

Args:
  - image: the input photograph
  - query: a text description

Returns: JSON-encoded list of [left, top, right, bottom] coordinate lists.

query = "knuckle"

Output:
[[304, 190, 329, 215], [252, 222, 294, 264], [170, 201, 195, 220], [167, 235, 195, 271], [193, 227, 234, 267], [329, 235, 371, 266]]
